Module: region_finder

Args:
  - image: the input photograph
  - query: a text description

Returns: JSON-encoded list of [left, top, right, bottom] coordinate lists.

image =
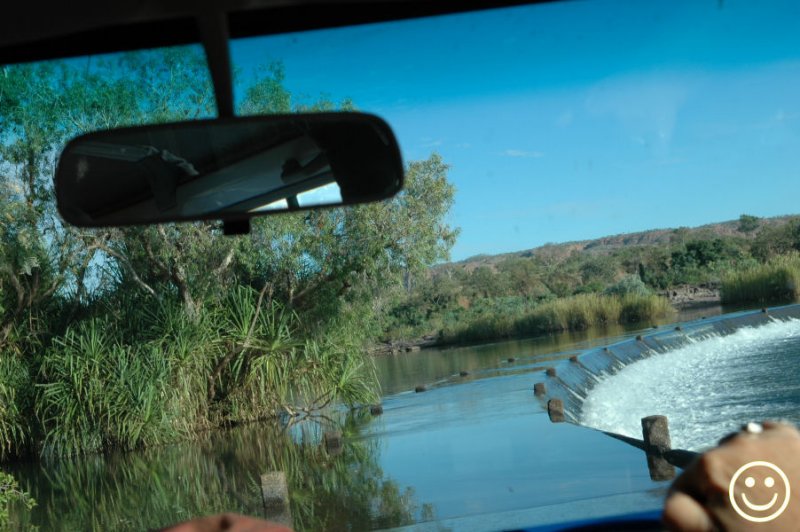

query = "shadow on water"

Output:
[[6, 412, 434, 531]]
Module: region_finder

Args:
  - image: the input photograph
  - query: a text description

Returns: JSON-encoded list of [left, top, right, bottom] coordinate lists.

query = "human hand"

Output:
[[663, 421, 800, 531]]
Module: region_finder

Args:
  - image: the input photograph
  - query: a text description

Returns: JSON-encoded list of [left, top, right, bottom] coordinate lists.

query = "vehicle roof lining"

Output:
[[0, 0, 558, 66]]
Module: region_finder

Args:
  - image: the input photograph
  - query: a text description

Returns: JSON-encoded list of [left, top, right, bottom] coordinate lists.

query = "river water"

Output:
[[580, 317, 800, 452], [15, 306, 799, 531]]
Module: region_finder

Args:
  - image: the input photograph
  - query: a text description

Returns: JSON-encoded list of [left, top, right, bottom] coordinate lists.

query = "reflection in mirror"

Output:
[[254, 181, 343, 212], [55, 113, 402, 227]]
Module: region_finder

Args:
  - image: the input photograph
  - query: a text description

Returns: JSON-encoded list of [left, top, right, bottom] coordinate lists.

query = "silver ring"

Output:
[[743, 422, 764, 435]]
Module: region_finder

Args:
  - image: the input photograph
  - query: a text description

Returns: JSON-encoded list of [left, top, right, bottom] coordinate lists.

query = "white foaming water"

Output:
[[580, 319, 800, 451]]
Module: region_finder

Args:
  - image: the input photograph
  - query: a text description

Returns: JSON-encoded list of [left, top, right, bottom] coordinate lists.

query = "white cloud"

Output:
[[420, 137, 443, 148], [503, 149, 544, 158]]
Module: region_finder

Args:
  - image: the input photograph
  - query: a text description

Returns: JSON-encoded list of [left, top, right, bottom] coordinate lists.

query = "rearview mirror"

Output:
[[55, 112, 403, 228]]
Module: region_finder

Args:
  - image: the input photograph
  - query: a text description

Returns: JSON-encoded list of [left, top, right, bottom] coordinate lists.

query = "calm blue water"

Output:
[[580, 318, 800, 451], [9, 326, 667, 531], [365, 329, 670, 528], [17, 316, 800, 530]]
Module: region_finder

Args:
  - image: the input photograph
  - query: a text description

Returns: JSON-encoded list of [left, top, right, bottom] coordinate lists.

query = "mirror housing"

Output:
[[55, 112, 403, 228]]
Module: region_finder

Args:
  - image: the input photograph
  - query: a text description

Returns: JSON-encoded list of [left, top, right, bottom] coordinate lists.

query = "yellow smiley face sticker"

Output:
[[728, 461, 791, 523]]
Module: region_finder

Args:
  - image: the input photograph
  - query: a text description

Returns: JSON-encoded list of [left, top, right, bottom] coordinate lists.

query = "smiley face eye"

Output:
[[745, 477, 755, 488], [765, 477, 775, 488]]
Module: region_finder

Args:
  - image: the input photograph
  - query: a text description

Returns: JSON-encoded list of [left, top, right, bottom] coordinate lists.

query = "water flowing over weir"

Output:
[[535, 305, 800, 453]]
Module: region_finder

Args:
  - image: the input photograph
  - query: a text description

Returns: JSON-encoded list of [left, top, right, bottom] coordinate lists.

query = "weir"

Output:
[[534, 304, 800, 477], [535, 304, 800, 424]]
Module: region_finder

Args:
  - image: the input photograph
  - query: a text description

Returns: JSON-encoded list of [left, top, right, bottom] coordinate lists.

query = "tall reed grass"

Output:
[[442, 293, 674, 344], [0, 356, 31, 461], [27, 286, 379, 458], [721, 254, 800, 305], [36, 318, 179, 456]]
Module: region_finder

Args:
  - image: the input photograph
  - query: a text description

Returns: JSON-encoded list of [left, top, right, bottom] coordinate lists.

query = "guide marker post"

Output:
[[641, 415, 676, 481], [547, 398, 565, 423], [261, 471, 293, 527]]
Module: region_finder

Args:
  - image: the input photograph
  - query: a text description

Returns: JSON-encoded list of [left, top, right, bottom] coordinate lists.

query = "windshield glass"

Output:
[[3, 1, 800, 530], [232, 0, 800, 259]]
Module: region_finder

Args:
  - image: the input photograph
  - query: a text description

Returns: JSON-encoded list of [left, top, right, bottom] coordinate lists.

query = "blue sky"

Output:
[[231, 0, 800, 261]]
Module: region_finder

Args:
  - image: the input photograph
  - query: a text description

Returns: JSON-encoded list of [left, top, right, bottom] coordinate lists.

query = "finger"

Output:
[[716, 421, 798, 447], [760, 420, 790, 430], [663, 492, 716, 532], [760, 420, 800, 437], [717, 431, 740, 446], [669, 454, 714, 502]]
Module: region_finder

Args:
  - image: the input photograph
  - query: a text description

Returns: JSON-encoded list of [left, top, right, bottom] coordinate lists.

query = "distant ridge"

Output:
[[440, 215, 797, 272]]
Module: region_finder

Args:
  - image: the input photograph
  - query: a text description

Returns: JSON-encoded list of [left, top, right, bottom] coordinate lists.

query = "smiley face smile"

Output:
[[741, 491, 778, 512]]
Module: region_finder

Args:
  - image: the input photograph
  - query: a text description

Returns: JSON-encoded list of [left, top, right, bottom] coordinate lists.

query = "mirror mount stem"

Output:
[[197, 12, 234, 119], [191, 8, 242, 233]]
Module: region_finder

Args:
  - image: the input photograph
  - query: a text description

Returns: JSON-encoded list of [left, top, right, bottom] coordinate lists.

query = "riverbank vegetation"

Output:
[[383, 215, 800, 345], [721, 253, 800, 305], [0, 47, 456, 462], [440, 293, 674, 345]]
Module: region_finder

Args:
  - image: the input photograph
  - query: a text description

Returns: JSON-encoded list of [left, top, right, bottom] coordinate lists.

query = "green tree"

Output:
[[0, 46, 459, 457], [751, 218, 800, 261], [738, 214, 760, 233], [464, 265, 506, 298], [604, 275, 652, 297], [497, 257, 550, 299], [0, 47, 217, 347]]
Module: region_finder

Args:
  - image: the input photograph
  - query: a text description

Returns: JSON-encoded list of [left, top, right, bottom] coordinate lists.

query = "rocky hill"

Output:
[[439, 215, 796, 273]]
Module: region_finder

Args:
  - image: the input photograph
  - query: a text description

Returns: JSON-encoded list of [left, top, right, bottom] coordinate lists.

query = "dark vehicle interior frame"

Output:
[[0, 0, 560, 114], [3, 1, 670, 530]]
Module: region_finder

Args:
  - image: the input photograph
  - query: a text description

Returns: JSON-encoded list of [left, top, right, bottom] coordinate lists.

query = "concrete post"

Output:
[[547, 399, 565, 423], [533, 383, 546, 396], [324, 430, 343, 455], [641, 415, 675, 481], [546, 367, 557, 377], [645, 451, 675, 481], [261, 471, 292, 527], [642, 415, 671, 453]]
